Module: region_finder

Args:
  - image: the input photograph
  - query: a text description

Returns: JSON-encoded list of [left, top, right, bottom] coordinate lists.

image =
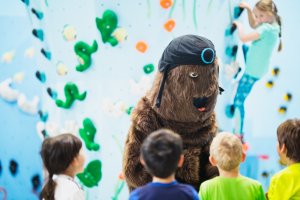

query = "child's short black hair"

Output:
[[141, 129, 183, 178], [277, 119, 300, 162]]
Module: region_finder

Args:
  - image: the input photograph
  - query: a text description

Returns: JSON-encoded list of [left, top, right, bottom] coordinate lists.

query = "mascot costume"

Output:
[[123, 35, 223, 191]]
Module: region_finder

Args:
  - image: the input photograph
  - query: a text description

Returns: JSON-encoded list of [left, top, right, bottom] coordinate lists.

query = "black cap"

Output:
[[156, 35, 216, 108]]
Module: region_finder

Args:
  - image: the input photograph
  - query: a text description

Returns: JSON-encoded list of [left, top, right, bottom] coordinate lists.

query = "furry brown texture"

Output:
[[123, 63, 220, 191]]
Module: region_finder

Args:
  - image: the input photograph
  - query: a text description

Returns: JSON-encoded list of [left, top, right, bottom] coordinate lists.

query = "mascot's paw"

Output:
[[77, 160, 102, 188], [225, 104, 235, 118]]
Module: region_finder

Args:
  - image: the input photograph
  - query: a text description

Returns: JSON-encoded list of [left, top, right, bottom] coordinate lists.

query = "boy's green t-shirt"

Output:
[[199, 175, 266, 200]]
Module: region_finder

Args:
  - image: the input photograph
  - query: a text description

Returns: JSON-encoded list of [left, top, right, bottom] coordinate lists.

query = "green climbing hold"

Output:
[[55, 82, 87, 109], [96, 10, 119, 46], [74, 40, 98, 72], [77, 160, 102, 188], [79, 118, 100, 151], [143, 64, 155, 74], [125, 106, 134, 115]]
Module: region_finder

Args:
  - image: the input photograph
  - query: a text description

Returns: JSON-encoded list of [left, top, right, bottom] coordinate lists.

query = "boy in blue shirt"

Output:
[[129, 129, 199, 200]]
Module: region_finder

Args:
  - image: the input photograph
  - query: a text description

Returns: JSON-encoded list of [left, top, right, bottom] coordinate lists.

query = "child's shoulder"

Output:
[[273, 163, 300, 180], [239, 175, 262, 187]]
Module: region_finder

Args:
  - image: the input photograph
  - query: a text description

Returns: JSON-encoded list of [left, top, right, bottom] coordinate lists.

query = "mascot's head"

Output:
[[147, 35, 223, 123]]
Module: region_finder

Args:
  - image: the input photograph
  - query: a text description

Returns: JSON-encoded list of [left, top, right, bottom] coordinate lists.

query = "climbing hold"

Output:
[[77, 160, 102, 188], [125, 106, 134, 115], [112, 27, 128, 43], [265, 80, 274, 88], [74, 41, 98, 72], [35, 71, 46, 83], [96, 10, 119, 46], [79, 118, 100, 151], [278, 106, 287, 114], [261, 171, 269, 178], [32, 29, 44, 41], [9, 159, 18, 176], [31, 174, 41, 191], [136, 41, 148, 53], [20, 0, 29, 6], [38, 110, 48, 122], [143, 64, 154, 74], [41, 48, 51, 60], [47, 87, 57, 100], [271, 67, 280, 76], [55, 82, 87, 109], [56, 61, 68, 76], [31, 8, 43, 20], [234, 6, 244, 19], [164, 19, 176, 32], [160, 0, 173, 9], [283, 93, 292, 102], [62, 25, 77, 41]]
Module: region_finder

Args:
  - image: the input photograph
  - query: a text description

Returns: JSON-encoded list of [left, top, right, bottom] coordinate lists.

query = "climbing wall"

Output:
[[1, 0, 300, 199]]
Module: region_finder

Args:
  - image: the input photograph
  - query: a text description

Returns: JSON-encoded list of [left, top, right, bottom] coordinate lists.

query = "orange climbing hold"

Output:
[[164, 19, 176, 32], [118, 172, 124, 180], [136, 41, 148, 53], [160, 0, 173, 9]]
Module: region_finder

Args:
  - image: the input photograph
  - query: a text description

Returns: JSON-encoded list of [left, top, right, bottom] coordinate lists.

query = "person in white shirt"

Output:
[[40, 133, 86, 200]]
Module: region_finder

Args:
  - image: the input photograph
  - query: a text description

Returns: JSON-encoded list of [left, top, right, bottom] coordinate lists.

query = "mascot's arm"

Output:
[[123, 99, 161, 190], [122, 126, 152, 190], [176, 148, 201, 187]]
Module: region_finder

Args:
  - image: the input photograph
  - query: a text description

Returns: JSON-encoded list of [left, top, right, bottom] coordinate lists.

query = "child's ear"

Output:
[[177, 154, 184, 167], [140, 156, 145, 166], [209, 156, 217, 166], [241, 151, 246, 162], [279, 143, 287, 154]]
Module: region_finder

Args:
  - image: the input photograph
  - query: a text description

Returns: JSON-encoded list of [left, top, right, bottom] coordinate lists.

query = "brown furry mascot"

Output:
[[123, 35, 223, 191]]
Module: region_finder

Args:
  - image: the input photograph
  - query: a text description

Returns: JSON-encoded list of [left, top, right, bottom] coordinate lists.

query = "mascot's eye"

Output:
[[189, 72, 198, 78]]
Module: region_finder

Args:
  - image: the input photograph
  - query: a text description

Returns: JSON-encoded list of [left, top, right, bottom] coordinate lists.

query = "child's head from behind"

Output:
[[41, 133, 84, 176], [210, 132, 244, 171], [141, 129, 183, 178], [277, 119, 300, 164]]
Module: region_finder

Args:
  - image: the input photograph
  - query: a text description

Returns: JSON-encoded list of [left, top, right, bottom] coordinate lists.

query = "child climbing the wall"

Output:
[[267, 119, 300, 199], [199, 132, 266, 200], [40, 133, 85, 200], [129, 129, 199, 200], [227, 0, 282, 138]]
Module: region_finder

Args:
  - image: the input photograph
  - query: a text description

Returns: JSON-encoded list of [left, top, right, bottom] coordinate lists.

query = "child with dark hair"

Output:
[[267, 119, 300, 199], [40, 133, 85, 200], [129, 129, 199, 200]]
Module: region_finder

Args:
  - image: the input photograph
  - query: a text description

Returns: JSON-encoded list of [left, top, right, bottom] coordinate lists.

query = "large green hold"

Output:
[[77, 160, 102, 188], [79, 118, 100, 151], [55, 82, 87, 109], [96, 10, 119, 46]]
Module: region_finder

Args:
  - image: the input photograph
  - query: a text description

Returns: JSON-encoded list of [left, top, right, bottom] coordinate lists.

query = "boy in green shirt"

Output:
[[267, 119, 300, 200], [199, 132, 266, 200]]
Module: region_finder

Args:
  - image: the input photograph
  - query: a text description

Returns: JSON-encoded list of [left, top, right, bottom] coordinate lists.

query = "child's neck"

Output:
[[152, 174, 175, 183], [63, 168, 76, 178], [218, 167, 240, 178], [286, 159, 297, 166]]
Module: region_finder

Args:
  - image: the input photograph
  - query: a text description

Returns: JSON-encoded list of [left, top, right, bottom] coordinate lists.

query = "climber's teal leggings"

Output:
[[233, 73, 258, 134]]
